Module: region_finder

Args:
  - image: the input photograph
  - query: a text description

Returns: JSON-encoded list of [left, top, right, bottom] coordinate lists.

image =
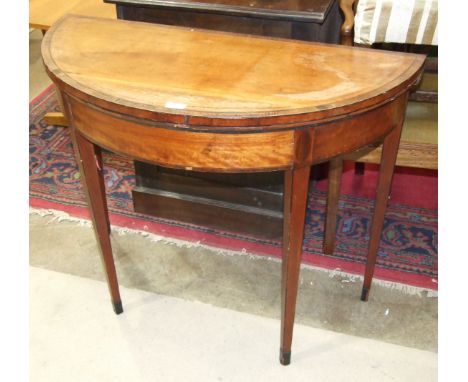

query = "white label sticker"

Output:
[[165, 101, 187, 110]]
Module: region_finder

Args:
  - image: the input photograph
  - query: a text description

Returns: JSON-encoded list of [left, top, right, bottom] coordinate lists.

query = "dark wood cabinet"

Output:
[[109, 0, 342, 42], [105, 0, 343, 239]]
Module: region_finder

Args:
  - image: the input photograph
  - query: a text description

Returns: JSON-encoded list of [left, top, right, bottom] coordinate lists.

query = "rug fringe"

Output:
[[30, 207, 437, 298]]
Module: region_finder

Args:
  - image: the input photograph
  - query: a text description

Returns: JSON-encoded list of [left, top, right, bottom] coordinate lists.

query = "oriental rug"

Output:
[[30, 86, 438, 290]]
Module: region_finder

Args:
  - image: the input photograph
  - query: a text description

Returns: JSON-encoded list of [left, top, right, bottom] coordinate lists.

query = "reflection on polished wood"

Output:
[[42, 15, 424, 365]]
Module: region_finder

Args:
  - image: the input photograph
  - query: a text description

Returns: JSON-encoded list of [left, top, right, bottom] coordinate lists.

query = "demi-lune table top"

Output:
[[42, 15, 424, 129]]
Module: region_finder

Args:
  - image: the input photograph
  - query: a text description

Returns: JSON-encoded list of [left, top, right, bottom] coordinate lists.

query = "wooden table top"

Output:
[[105, 0, 334, 22], [43, 15, 424, 128], [29, 0, 115, 30]]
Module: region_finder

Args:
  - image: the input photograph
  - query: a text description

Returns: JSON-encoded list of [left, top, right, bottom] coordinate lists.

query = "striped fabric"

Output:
[[354, 0, 438, 45]]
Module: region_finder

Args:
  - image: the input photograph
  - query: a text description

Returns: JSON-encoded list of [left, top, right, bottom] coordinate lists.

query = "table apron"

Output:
[[65, 95, 296, 172], [310, 93, 408, 163], [64, 91, 407, 172]]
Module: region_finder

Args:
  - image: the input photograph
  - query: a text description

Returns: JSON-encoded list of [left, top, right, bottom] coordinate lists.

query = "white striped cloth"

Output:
[[354, 0, 438, 45]]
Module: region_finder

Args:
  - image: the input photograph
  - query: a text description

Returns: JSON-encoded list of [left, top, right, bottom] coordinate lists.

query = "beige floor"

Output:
[[30, 29, 52, 100], [30, 267, 437, 382], [29, 29, 437, 380]]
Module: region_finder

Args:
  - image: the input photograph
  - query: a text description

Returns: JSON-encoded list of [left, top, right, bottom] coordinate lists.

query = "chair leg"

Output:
[[280, 166, 311, 365], [70, 127, 123, 314], [323, 158, 343, 255], [355, 162, 365, 175], [361, 124, 403, 301]]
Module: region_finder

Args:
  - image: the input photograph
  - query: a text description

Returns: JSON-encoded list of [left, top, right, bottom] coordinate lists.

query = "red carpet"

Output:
[[315, 163, 437, 210]]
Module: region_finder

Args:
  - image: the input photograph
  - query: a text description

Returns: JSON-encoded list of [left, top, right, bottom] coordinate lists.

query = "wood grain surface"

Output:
[[42, 15, 424, 127], [67, 95, 294, 171]]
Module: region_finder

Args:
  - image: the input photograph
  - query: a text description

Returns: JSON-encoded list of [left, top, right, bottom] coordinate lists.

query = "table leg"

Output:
[[323, 158, 343, 255], [71, 128, 123, 314], [361, 124, 403, 301], [280, 166, 311, 365]]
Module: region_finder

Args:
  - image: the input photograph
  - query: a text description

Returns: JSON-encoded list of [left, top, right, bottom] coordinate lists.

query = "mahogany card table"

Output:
[[42, 15, 424, 365]]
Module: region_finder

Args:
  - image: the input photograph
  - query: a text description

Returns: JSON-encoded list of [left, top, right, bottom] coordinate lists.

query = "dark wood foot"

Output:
[[113, 300, 124, 314], [355, 162, 365, 175], [70, 126, 123, 314], [360, 288, 369, 302], [323, 158, 343, 255], [280, 349, 291, 366], [280, 166, 311, 365], [362, 122, 403, 300]]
